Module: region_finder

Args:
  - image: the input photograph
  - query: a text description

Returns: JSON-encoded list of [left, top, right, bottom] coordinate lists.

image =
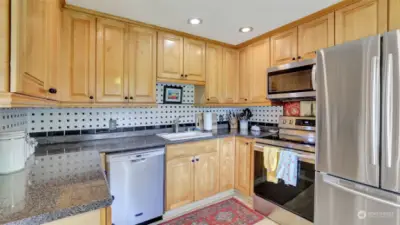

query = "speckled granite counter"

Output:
[[0, 149, 112, 225], [0, 128, 274, 225]]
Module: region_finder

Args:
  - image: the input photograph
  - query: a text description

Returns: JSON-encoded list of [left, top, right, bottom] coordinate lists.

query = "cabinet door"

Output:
[[166, 156, 194, 210], [127, 26, 156, 103], [238, 48, 251, 103], [194, 152, 219, 201], [389, 0, 400, 31], [11, 0, 49, 98], [1, 0, 10, 92], [235, 137, 252, 196], [96, 18, 128, 102], [157, 32, 183, 80], [221, 48, 238, 103], [250, 39, 270, 103], [184, 38, 205, 82], [61, 10, 96, 103], [205, 44, 222, 103], [219, 137, 235, 192], [335, 0, 387, 44], [271, 27, 298, 66], [298, 13, 334, 60]]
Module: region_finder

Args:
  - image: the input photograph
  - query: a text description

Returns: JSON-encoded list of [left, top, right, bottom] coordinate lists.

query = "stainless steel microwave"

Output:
[[267, 59, 316, 99]]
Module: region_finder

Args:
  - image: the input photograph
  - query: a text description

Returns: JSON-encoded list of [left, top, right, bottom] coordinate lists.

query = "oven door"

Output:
[[267, 59, 316, 99], [253, 143, 315, 223]]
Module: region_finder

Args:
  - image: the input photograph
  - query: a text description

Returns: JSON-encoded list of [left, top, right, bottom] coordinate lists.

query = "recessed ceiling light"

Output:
[[188, 18, 202, 25], [239, 27, 253, 33]]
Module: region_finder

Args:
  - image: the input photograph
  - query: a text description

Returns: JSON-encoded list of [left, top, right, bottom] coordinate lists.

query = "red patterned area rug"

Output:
[[160, 198, 264, 225]]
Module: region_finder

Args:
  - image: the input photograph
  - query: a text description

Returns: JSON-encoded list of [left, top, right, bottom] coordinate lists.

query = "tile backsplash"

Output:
[[0, 83, 283, 134]]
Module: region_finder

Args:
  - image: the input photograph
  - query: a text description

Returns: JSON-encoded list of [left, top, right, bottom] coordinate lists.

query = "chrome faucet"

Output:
[[173, 116, 182, 133]]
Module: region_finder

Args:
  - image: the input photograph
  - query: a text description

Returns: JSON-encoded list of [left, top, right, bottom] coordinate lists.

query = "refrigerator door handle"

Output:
[[371, 56, 380, 166], [323, 174, 400, 208], [311, 64, 317, 90], [385, 53, 394, 168]]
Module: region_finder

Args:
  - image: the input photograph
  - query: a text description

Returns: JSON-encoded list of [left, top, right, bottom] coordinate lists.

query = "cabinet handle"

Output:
[[297, 56, 301, 59], [48, 88, 57, 94], [130, 97, 133, 100], [245, 99, 248, 101], [124, 96, 128, 100], [89, 96, 94, 100], [185, 74, 188, 78], [112, 195, 115, 200], [207, 98, 210, 101], [292, 57, 296, 61], [246, 142, 249, 145], [196, 157, 199, 162], [181, 74, 184, 78], [191, 157, 195, 163]]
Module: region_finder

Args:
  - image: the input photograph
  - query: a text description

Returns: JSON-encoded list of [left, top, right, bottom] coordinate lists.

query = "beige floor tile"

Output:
[[255, 218, 280, 225]]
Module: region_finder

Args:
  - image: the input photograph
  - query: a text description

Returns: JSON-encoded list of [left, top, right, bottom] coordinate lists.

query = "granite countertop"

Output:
[[0, 128, 274, 225]]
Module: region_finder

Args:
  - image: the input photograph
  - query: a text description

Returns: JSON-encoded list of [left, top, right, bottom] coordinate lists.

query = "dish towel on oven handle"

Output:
[[276, 150, 299, 187], [263, 146, 280, 184]]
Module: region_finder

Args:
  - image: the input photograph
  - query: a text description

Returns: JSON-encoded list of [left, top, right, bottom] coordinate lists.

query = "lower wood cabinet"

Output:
[[165, 140, 219, 211], [219, 137, 235, 192], [234, 137, 253, 196]]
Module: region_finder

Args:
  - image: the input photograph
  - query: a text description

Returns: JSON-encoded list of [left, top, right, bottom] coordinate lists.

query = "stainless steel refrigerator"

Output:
[[315, 30, 400, 225]]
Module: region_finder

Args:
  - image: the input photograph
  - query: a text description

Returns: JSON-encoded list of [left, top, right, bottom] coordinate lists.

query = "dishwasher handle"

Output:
[[107, 148, 165, 163]]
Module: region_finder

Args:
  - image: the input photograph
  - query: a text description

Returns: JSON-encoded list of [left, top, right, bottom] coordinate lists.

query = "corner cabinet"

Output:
[[96, 18, 128, 103], [271, 27, 298, 66], [235, 137, 253, 196], [10, 0, 61, 100], [219, 137, 235, 192], [61, 10, 96, 103], [335, 0, 388, 44], [250, 39, 270, 103], [205, 44, 222, 103], [298, 13, 334, 60]]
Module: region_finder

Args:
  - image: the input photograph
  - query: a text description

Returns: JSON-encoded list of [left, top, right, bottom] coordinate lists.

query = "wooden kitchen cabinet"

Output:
[[194, 152, 219, 201], [166, 156, 194, 210], [235, 137, 252, 196], [219, 137, 235, 192], [96, 18, 128, 103], [205, 44, 222, 103], [126, 25, 157, 103], [238, 47, 252, 103], [184, 38, 206, 82], [271, 27, 298, 66], [61, 10, 96, 103], [298, 13, 334, 60], [10, 0, 61, 99], [250, 39, 270, 103], [157, 32, 184, 80], [0, 0, 10, 92], [389, 0, 400, 31], [335, 0, 388, 44], [221, 48, 238, 103]]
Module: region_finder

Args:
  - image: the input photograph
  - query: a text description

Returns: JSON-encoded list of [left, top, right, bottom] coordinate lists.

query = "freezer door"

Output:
[[316, 35, 381, 187], [382, 30, 400, 193], [315, 172, 400, 225]]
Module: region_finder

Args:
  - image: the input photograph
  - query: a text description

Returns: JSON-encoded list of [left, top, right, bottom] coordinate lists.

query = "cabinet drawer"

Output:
[[166, 139, 218, 161]]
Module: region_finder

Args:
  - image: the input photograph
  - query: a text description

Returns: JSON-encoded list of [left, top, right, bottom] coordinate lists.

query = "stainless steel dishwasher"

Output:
[[107, 148, 165, 225]]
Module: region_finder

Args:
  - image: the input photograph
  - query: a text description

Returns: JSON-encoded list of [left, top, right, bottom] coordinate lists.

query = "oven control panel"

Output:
[[279, 116, 315, 130]]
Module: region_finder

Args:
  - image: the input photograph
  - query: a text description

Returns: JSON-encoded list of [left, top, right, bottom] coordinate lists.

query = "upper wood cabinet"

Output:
[[219, 137, 235, 192], [184, 38, 206, 82], [389, 0, 400, 31], [166, 156, 194, 210], [250, 39, 270, 103], [1, 0, 10, 92], [194, 152, 219, 201], [235, 137, 252, 196], [157, 32, 184, 80], [126, 26, 157, 103], [298, 13, 334, 60], [61, 10, 96, 103], [238, 48, 251, 103], [335, 0, 388, 44], [271, 27, 298, 66], [205, 44, 222, 103], [221, 48, 238, 103], [96, 18, 128, 103], [10, 0, 60, 99]]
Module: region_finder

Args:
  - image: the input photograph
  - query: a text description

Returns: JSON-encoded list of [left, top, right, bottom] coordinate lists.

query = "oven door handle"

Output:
[[254, 144, 315, 160]]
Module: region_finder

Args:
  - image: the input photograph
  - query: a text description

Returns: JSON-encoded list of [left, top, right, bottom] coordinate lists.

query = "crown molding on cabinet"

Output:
[[62, 4, 237, 49]]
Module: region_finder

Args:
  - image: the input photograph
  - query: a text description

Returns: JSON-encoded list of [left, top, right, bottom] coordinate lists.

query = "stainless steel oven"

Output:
[[267, 59, 316, 100], [253, 116, 315, 225]]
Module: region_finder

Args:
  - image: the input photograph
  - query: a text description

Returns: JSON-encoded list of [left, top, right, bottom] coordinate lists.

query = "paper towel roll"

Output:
[[203, 112, 213, 131]]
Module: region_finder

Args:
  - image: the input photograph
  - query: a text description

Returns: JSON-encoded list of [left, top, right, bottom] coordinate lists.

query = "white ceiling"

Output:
[[66, 0, 341, 45]]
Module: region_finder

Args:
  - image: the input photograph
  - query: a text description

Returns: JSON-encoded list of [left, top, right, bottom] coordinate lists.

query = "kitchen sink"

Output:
[[157, 131, 212, 141]]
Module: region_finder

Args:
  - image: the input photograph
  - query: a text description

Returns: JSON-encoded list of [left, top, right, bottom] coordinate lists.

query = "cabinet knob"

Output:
[[181, 74, 184, 78], [48, 88, 57, 94], [245, 99, 248, 101], [112, 195, 115, 200], [292, 57, 296, 61], [185, 74, 188, 78], [124, 96, 128, 100], [297, 56, 301, 59], [89, 96, 94, 100], [196, 158, 199, 162], [191, 159, 195, 163], [246, 143, 249, 145], [207, 98, 210, 101], [130, 97, 133, 100]]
